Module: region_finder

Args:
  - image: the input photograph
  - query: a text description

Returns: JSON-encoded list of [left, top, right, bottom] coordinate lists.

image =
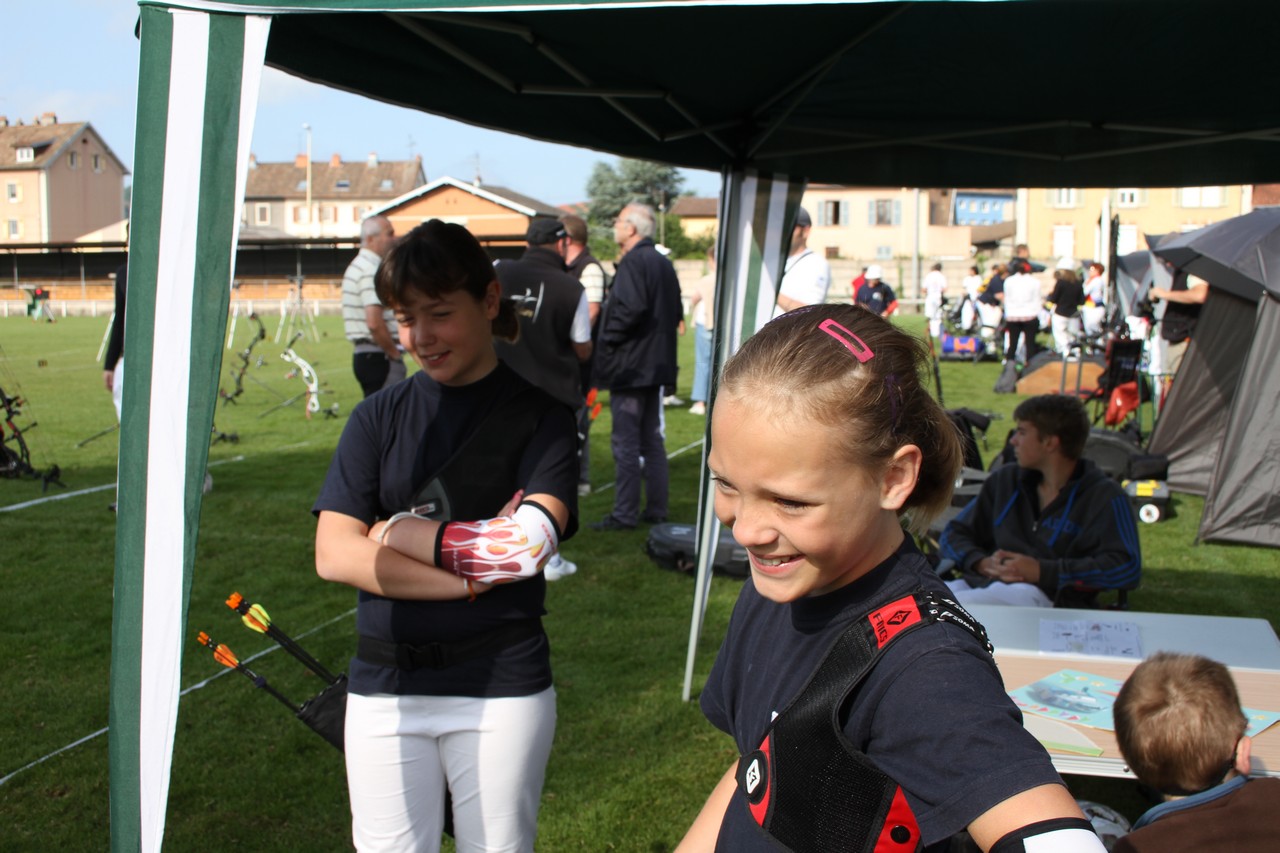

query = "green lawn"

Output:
[[1, 313, 1276, 850]]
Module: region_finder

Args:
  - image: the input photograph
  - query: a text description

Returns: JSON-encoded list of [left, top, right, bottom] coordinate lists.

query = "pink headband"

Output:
[[817, 318, 875, 362]]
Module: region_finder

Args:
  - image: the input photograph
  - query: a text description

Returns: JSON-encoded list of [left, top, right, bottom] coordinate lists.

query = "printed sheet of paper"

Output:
[[1009, 669, 1123, 731], [1039, 619, 1143, 658]]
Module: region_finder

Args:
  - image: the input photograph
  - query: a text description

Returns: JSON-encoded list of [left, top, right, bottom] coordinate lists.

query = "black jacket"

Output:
[[939, 458, 1142, 598], [593, 238, 682, 391]]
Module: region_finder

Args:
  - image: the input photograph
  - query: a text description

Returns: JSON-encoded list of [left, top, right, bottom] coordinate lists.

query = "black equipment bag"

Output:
[[295, 674, 348, 752], [645, 522, 748, 578], [993, 360, 1020, 394]]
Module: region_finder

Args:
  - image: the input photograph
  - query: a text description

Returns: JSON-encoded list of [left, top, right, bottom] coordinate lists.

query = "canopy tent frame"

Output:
[[115, 2, 1280, 849]]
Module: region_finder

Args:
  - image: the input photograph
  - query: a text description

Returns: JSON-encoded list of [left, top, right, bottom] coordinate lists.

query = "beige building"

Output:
[[241, 152, 425, 239], [670, 196, 718, 240], [1018, 186, 1253, 261], [372, 176, 563, 248], [802, 185, 976, 263], [0, 114, 128, 244]]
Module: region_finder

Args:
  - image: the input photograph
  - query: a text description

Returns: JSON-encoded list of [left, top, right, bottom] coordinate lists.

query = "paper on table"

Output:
[[1039, 619, 1143, 658], [1023, 715, 1104, 756], [1009, 669, 1124, 731]]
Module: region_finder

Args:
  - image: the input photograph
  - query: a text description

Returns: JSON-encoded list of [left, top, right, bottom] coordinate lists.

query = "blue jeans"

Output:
[[692, 323, 712, 403]]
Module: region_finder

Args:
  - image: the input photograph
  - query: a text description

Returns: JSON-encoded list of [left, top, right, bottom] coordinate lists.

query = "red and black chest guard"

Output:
[[736, 589, 992, 853]]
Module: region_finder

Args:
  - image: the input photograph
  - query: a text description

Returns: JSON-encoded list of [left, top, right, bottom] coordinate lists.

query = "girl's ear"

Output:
[[483, 279, 501, 319], [881, 444, 922, 511]]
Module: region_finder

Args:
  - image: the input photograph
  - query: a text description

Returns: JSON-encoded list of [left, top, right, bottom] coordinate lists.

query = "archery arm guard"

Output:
[[434, 501, 559, 584], [990, 817, 1104, 853]]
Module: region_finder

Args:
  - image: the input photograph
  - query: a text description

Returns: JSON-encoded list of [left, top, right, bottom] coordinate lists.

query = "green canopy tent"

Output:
[[117, 1, 1280, 848]]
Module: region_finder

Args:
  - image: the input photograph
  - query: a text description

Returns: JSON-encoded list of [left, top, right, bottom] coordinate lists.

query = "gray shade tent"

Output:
[[116, 1, 1280, 848], [1148, 209, 1280, 547]]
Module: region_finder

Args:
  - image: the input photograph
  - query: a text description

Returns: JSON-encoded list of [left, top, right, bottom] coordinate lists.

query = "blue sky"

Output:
[[6, 0, 720, 206]]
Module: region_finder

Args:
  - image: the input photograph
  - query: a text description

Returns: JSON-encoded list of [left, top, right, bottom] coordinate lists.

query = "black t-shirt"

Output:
[[979, 274, 1004, 306], [701, 540, 1062, 850], [1161, 272, 1202, 343], [313, 361, 578, 697], [1049, 277, 1085, 317]]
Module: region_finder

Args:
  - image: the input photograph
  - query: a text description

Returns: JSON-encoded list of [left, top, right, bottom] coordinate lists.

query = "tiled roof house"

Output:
[[242, 152, 426, 239], [1, 114, 129, 244]]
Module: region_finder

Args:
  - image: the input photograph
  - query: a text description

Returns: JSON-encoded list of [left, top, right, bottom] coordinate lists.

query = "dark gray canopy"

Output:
[[1149, 211, 1280, 547]]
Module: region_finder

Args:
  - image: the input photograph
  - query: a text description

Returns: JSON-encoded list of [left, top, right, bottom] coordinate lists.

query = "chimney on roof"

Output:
[[248, 153, 257, 168], [330, 153, 341, 168], [295, 153, 308, 169], [367, 152, 378, 168], [37, 112, 57, 126]]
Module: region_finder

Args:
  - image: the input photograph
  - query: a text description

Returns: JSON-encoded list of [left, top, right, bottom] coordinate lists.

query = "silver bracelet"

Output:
[[377, 511, 425, 545]]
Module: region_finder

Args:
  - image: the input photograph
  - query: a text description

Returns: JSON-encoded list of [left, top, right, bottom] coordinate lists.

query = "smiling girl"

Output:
[[677, 305, 1103, 852], [313, 220, 578, 852]]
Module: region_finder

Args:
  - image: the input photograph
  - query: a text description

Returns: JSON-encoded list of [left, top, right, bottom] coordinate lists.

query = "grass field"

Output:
[[2, 312, 1277, 851]]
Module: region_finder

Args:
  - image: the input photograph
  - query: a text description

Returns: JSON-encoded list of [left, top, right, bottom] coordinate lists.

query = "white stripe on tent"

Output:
[[229, 19, 270, 272], [139, 12, 210, 847], [682, 169, 803, 701]]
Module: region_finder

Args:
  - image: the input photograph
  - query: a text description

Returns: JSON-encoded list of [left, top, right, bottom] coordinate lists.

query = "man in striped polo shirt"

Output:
[[342, 215, 406, 397]]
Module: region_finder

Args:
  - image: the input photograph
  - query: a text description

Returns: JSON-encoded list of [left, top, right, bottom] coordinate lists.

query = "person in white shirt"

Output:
[[1000, 258, 1043, 364], [923, 262, 947, 338], [773, 207, 830, 317]]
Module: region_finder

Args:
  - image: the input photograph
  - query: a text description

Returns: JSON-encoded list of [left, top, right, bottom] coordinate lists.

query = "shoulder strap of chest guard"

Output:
[[737, 589, 992, 853]]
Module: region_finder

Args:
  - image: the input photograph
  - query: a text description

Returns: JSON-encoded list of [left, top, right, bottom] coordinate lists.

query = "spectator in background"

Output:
[[977, 262, 1007, 333], [687, 245, 717, 416], [1083, 262, 1107, 307], [1150, 271, 1209, 377], [1000, 258, 1042, 364], [560, 214, 608, 497], [1047, 257, 1085, 354], [103, 261, 127, 421], [773, 206, 830, 316], [850, 266, 868, 303], [591, 203, 683, 531], [342, 215, 406, 398], [940, 394, 1141, 607], [922, 262, 947, 338], [959, 264, 984, 332], [854, 264, 898, 317], [1113, 652, 1279, 853]]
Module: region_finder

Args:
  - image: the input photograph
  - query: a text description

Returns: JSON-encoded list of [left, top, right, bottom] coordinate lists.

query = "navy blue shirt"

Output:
[[313, 361, 578, 697], [702, 540, 1063, 849]]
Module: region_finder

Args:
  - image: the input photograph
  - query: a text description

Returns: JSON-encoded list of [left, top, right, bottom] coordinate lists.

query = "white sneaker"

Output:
[[663, 395, 685, 407], [688, 401, 706, 416], [577, 482, 592, 497], [544, 553, 577, 581]]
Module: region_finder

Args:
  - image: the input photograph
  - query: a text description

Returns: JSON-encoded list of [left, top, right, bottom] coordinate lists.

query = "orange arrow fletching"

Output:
[[226, 592, 244, 611]]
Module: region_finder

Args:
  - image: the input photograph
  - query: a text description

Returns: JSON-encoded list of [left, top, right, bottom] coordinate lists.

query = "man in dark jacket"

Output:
[[591, 202, 682, 531], [939, 394, 1141, 606], [495, 218, 592, 411]]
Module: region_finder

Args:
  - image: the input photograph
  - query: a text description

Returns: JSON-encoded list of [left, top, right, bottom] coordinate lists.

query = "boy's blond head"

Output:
[[1114, 652, 1247, 795]]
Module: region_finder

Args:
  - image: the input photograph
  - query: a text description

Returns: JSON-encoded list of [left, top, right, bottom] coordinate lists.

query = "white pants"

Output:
[[1051, 313, 1082, 354], [946, 577, 1054, 607], [345, 688, 556, 853], [925, 298, 943, 339], [112, 359, 125, 421]]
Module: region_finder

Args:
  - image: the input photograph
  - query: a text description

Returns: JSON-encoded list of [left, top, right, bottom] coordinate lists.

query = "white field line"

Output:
[[0, 455, 246, 513], [0, 607, 355, 787]]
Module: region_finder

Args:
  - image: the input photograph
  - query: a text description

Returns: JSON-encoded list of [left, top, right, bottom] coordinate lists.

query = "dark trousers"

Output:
[[608, 386, 667, 526], [1004, 318, 1039, 363], [352, 351, 405, 398]]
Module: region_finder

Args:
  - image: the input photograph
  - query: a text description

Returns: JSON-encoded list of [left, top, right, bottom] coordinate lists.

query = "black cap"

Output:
[[795, 206, 812, 228], [526, 218, 567, 245]]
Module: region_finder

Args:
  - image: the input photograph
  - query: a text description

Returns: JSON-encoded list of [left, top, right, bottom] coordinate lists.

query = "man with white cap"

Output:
[[773, 206, 831, 317], [855, 264, 898, 317]]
